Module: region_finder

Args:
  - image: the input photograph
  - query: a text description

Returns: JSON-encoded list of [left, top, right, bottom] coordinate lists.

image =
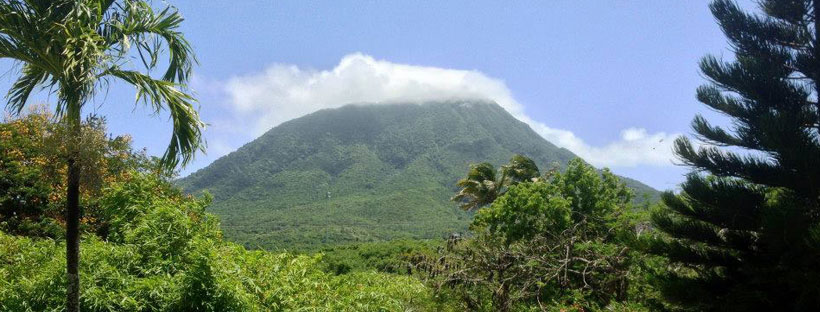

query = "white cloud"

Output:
[[220, 53, 679, 168]]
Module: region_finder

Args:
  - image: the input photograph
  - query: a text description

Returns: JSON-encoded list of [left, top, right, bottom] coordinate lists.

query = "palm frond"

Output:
[[452, 162, 502, 211], [502, 154, 540, 184], [0, 36, 31, 63], [0, 1, 69, 74], [5, 63, 47, 114], [104, 1, 195, 82], [106, 68, 203, 168]]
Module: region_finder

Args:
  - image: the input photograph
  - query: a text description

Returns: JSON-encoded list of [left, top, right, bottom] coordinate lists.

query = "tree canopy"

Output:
[[426, 158, 659, 311]]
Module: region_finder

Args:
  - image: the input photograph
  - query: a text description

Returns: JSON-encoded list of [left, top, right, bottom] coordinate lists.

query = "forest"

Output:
[[2, 0, 820, 311]]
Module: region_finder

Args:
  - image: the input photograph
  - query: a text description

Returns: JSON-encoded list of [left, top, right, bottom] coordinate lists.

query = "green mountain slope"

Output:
[[179, 100, 658, 250]]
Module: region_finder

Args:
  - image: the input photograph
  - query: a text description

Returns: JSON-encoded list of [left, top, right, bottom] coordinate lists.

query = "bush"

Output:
[[318, 239, 439, 275], [425, 158, 661, 311], [0, 171, 436, 311], [0, 111, 156, 239]]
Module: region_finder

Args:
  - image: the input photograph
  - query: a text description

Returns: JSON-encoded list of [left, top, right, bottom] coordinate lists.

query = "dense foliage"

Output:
[[0, 172, 437, 311], [179, 101, 659, 250], [318, 239, 439, 275], [0, 1, 205, 309], [420, 158, 664, 311], [0, 126, 439, 310], [0, 93, 670, 312], [0, 110, 151, 238], [647, 0, 820, 310]]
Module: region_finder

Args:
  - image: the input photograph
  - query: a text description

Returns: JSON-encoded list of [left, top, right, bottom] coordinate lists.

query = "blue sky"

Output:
[[1, 1, 756, 190]]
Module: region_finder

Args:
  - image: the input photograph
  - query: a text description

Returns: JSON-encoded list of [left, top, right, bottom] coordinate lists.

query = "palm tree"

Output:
[[453, 162, 503, 211], [0, 1, 202, 310], [501, 154, 540, 184], [453, 155, 540, 211]]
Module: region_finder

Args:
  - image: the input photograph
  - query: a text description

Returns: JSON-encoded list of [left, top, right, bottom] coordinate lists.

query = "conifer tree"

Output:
[[649, 0, 820, 310]]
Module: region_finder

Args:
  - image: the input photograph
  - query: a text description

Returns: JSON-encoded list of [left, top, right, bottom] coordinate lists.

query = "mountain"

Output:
[[179, 100, 659, 250]]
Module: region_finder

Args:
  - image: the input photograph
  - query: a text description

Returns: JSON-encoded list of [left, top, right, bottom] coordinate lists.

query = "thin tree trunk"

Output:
[[66, 150, 81, 311], [494, 264, 510, 312], [815, 0, 820, 130]]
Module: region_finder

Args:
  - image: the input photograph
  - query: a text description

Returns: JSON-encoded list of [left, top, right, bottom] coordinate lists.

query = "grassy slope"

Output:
[[179, 100, 658, 250]]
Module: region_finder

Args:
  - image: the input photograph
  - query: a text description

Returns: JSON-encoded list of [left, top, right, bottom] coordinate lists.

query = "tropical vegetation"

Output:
[[179, 101, 659, 251], [418, 157, 664, 311], [0, 0, 203, 310], [0, 113, 439, 311], [2, 0, 820, 311]]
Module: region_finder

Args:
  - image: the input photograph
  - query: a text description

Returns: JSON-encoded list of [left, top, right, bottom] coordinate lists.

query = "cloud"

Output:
[[220, 53, 679, 168]]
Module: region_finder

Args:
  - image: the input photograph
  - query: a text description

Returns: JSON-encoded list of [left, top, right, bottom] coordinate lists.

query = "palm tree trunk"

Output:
[[66, 147, 81, 312]]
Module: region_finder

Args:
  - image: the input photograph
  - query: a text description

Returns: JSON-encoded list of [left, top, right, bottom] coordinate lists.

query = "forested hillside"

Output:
[[179, 100, 659, 250]]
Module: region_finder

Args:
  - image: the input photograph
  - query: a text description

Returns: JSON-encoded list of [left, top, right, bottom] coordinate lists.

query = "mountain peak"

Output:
[[180, 100, 656, 250]]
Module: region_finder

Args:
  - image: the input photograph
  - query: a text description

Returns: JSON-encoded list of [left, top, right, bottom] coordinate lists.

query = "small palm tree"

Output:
[[453, 162, 503, 211], [452, 155, 541, 211], [0, 1, 202, 310], [502, 154, 540, 184]]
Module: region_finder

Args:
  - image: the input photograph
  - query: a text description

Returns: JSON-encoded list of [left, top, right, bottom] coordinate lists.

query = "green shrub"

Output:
[[318, 239, 439, 275], [428, 158, 659, 311], [0, 171, 436, 311]]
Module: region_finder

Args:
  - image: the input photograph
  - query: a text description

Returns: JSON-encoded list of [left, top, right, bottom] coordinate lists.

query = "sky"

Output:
[[0, 1, 758, 190]]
